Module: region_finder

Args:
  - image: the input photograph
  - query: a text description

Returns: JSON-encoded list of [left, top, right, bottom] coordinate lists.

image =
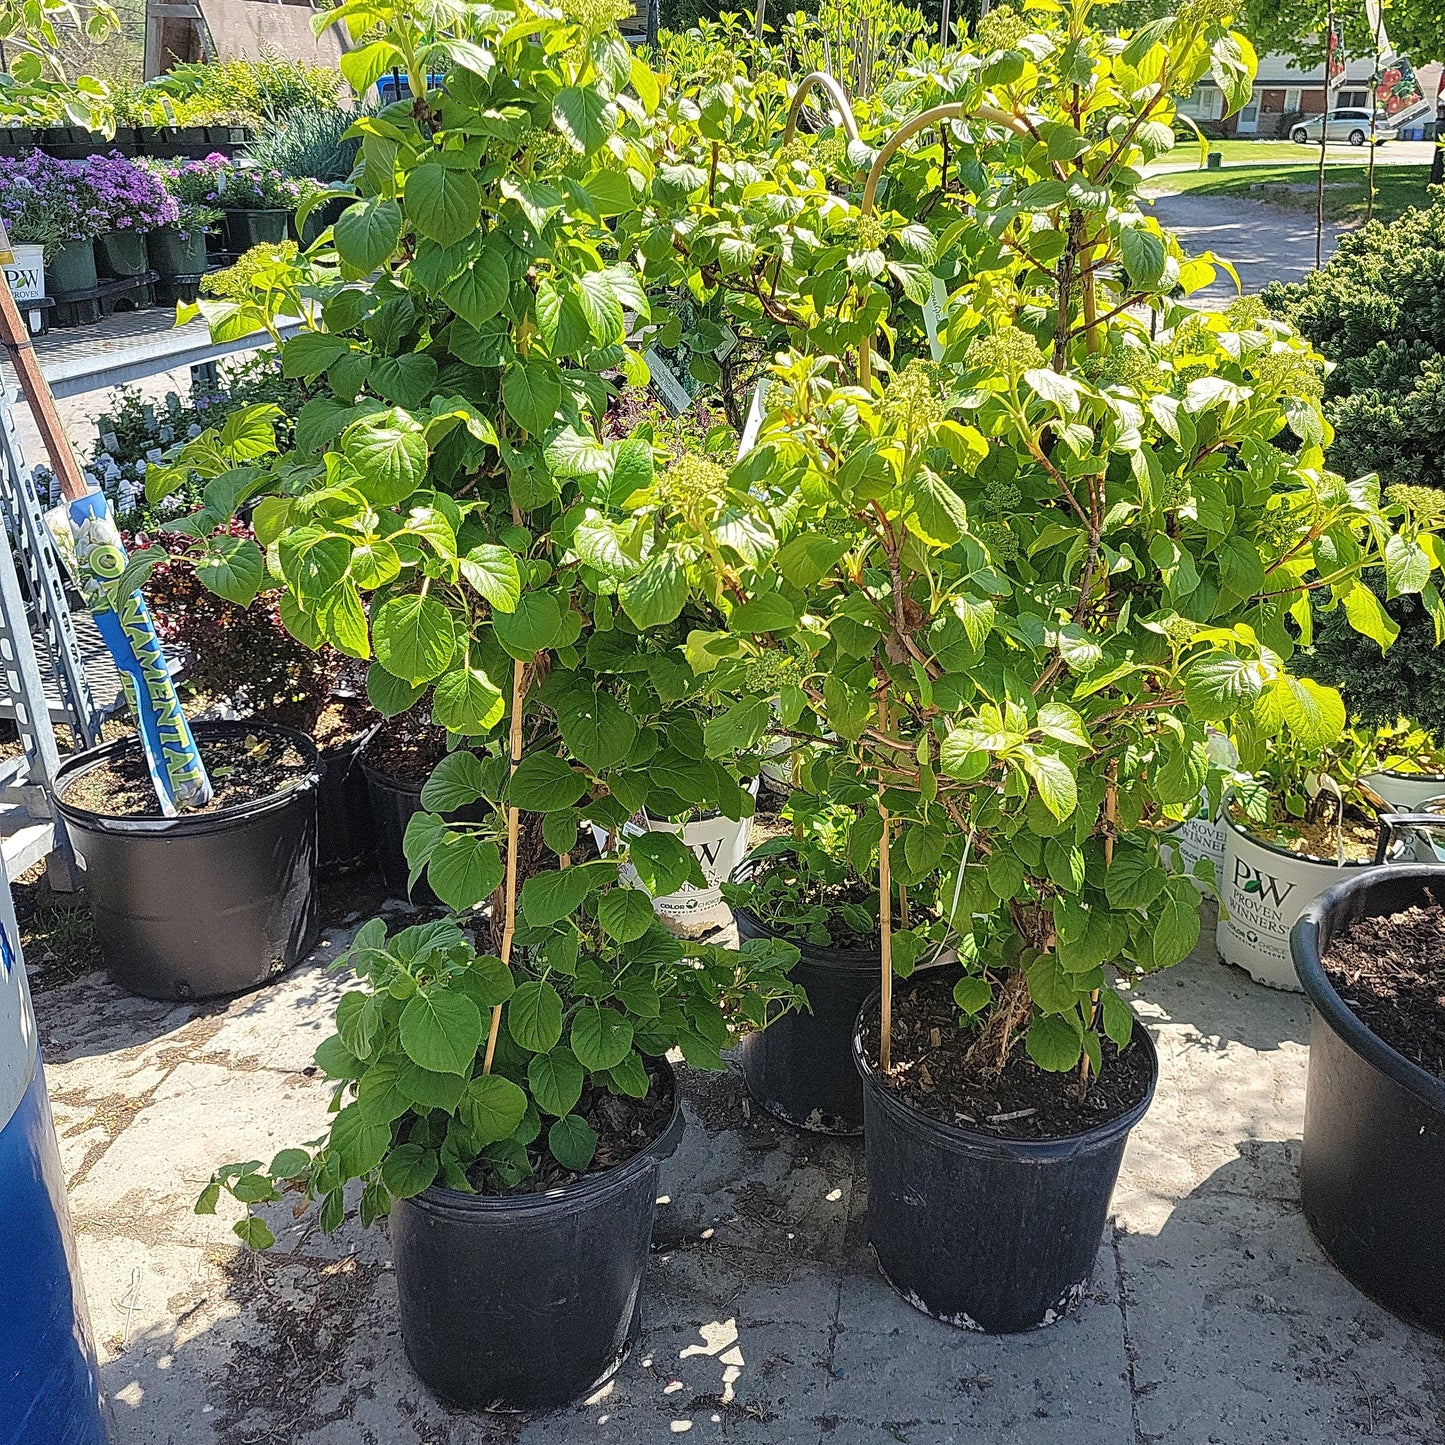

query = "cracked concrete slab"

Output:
[[30, 895, 1445, 1445]]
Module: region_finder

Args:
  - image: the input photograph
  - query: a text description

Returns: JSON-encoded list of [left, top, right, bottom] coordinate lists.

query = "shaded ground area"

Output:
[[31, 894, 1445, 1445], [1149, 163, 1434, 227]]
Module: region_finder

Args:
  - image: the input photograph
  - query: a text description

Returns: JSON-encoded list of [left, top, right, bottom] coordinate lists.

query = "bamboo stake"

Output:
[[1080, 763, 1118, 1091], [483, 657, 527, 1075], [878, 690, 894, 1072]]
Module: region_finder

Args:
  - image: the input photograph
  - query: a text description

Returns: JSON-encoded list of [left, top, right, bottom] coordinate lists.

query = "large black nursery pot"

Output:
[[54, 721, 321, 1001], [1291, 865, 1445, 1335], [390, 1062, 685, 1411], [360, 757, 436, 904], [360, 756, 488, 905], [314, 732, 375, 871], [853, 980, 1158, 1332], [731, 855, 879, 1135]]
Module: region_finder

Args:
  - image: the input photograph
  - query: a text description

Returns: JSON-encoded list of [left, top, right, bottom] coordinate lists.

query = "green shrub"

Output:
[[1263, 198, 1445, 492], [1309, 583, 1445, 741], [1265, 198, 1445, 732]]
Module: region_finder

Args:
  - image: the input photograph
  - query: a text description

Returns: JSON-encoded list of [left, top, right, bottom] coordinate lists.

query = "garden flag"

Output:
[[1363, 0, 1432, 130], [0, 220, 211, 815]]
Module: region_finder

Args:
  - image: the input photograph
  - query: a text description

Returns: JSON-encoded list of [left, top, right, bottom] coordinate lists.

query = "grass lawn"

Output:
[[1164, 138, 1325, 166], [1148, 162, 1434, 224]]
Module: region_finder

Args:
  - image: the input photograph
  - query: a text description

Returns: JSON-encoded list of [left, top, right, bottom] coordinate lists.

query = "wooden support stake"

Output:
[[0, 260, 89, 502], [878, 691, 894, 1073], [483, 658, 527, 1075], [1080, 763, 1118, 1091]]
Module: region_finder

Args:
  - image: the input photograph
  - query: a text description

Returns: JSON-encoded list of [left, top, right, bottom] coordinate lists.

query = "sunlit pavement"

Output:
[[32, 894, 1445, 1445], [1144, 191, 1349, 301]]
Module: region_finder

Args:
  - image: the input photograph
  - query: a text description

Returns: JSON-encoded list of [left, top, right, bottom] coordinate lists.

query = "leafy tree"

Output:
[[165, 0, 802, 1223], [659, 0, 1441, 1082], [1380, 0, 1445, 67]]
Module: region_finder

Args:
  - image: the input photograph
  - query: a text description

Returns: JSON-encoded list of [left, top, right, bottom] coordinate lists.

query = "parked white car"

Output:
[[1290, 109, 1398, 146]]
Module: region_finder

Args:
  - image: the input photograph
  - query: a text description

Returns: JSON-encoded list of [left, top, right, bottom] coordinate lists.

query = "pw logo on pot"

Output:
[[1233, 860, 1296, 909]]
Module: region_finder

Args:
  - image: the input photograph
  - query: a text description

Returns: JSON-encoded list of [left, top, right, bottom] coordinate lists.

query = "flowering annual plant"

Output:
[[0, 151, 75, 252], [210, 165, 304, 212], [140, 156, 226, 237], [73, 152, 179, 234]]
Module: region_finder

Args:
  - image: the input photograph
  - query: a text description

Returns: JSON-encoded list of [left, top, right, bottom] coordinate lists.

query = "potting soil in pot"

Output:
[[1323, 893, 1445, 1080], [1229, 802, 1380, 864], [364, 716, 450, 781], [858, 971, 1154, 1140], [60, 732, 311, 816]]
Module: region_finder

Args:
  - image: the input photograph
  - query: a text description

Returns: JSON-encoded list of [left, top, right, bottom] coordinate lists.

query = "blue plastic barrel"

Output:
[[0, 855, 108, 1445]]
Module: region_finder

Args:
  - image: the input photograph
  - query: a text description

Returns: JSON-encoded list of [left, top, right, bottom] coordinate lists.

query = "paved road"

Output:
[[1145, 190, 1348, 300]]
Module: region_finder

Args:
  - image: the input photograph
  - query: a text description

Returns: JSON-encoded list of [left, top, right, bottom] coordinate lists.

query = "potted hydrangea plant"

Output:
[[158, 0, 803, 1412], [652, 0, 1444, 1333]]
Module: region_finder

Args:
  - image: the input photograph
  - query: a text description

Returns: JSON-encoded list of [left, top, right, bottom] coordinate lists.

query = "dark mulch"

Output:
[[362, 716, 451, 784], [292, 695, 376, 753], [1324, 896, 1445, 1081], [482, 1062, 676, 1195], [61, 733, 311, 818], [858, 971, 1154, 1142]]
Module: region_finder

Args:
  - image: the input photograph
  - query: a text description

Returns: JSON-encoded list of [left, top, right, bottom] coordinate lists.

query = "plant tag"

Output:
[[737, 378, 770, 459], [644, 347, 693, 416], [923, 275, 948, 362]]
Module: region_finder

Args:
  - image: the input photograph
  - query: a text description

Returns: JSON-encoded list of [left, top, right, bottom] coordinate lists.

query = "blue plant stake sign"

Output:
[[68, 491, 211, 814]]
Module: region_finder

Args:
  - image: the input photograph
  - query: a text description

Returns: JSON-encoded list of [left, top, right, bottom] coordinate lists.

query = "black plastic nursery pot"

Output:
[[853, 987, 1158, 1332], [731, 865, 881, 1135], [360, 758, 436, 904], [94, 230, 149, 280], [297, 196, 348, 249], [47, 240, 97, 296], [360, 757, 486, 905], [1291, 865, 1445, 1335], [53, 722, 321, 1001], [146, 224, 209, 279], [315, 733, 375, 871], [390, 1062, 685, 1411]]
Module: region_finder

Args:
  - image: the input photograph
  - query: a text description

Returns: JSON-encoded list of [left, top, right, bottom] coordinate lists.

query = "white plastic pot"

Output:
[[759, 732, 793, 793], [2, 244, 45, 334], [1216, 817, 1380, 990], [592, 780, 759, 937], [1362, 770, 1445, 812], [1166, 804, 1226, 893]]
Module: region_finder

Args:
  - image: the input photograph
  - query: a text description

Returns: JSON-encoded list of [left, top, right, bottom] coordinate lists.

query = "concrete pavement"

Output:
[[27, 893, 1445, 1445], [1145, 191, 1348, 301]]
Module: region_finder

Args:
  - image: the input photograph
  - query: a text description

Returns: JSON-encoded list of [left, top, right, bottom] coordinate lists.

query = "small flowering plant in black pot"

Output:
[[201, 905, 797, 1409]]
